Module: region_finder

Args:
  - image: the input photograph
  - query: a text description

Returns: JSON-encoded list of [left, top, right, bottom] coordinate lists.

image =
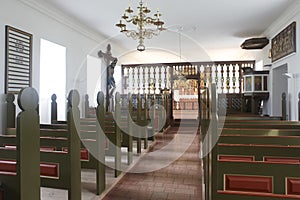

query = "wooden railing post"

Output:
[[96, 91, 105, 194], [17, 87, 40, 200], [85, 94, 89, 118], [114, 92, 122, 177], [282, 92, 287, 120], [125, 93, 133, 165], [210, 83, 218, 200], [6, 93, 15, 128], [136, 94, 142, 154], [51, 94, 57, 123], [67, 90, 81, 200]]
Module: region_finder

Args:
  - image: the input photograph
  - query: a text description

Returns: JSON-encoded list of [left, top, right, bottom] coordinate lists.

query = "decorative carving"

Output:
[[271, 22, 296, 62]]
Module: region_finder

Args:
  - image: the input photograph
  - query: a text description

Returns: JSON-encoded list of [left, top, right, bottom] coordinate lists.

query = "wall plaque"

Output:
[[271, 21, 296, 62], [5, 26, 32, 93]]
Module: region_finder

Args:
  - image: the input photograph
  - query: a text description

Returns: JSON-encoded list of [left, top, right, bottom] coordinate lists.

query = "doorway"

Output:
[[272, 64, 288, 118]]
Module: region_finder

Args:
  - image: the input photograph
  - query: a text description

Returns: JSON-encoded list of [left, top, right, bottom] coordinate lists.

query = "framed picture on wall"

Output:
[[5, 25, 33, 94], [271, 21, 296, 62]]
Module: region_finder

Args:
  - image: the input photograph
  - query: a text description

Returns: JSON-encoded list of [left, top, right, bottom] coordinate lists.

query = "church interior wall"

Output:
[[0, 0, 300, 134], [262, 0, 300, 120], [0, 0, 116, 132]]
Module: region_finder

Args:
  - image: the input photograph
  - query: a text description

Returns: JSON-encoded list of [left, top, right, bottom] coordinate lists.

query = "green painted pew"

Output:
[[213, 128, 300, 199], [0, 89, 81, 200], [0, 88, 40, 200]]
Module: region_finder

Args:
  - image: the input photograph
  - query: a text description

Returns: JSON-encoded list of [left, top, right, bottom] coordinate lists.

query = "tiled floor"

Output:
[[102, 120, 202, 200]]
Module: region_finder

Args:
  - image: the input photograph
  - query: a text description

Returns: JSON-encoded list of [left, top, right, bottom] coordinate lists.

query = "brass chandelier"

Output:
[[116, 0, 165, 51]]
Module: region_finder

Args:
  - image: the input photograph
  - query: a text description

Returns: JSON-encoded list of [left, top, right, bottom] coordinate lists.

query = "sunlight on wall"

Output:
[[87, 55, 102, 106], [40, 39, 66, 123]]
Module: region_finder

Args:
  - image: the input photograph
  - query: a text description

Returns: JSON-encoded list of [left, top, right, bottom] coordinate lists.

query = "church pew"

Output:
[[45, 91, 105, 195], [80, 92, 123, 178], [137, 94, 149, 150], [205, 115, 300, 199], [46, 92, 106, 195], [200, 83, 300, 200], [0, 89, 81, 200], [221, 121, 300, 129], [213, 128, 300, 199], [118, 94, 133, 164], [51, 92, 125, 179], [126, 94, 143, 154], [0, 87, 40, 200], [204, 124, 300, 200]]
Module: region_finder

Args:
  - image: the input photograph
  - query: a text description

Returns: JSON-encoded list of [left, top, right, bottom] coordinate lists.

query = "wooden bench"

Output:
[[51, 92, 129, 179], [46, 91, 106, 195], [0, 87, 40, 200], [213, 127, 300, 199], [0, 89, 81, 200], [200, 84, 300, 200]]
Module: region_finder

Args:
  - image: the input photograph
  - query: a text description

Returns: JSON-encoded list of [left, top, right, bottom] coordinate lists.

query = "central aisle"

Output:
[[102, 121, 202, 200]]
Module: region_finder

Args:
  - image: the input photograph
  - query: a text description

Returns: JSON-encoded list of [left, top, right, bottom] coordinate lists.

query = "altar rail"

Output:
[[121, 61, 255, 94]]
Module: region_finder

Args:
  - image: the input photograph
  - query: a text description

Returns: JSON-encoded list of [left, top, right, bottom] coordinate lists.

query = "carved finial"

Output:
[[18, 87, 39, 111], [6, 93, 15, 102], [51, 94, 57, 101], [85, 94, 89, 101], [67, 90, 80, 108], [97, 91, 104, 105], [115, 92, 120, 102], [282, 92, 286, 99]]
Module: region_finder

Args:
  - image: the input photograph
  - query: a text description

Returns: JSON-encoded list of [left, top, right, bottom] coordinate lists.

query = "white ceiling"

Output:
[[34, 0, 296, 61]]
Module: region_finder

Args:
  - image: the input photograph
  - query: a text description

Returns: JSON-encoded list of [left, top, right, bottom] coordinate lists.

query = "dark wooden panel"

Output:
[[225, 175, 272, 193], [287, 178, 300, 195], [264, 157, 300, 164], [218, 155, 254, 162]]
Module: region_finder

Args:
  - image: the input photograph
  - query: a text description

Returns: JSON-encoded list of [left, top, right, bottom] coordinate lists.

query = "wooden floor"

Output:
[[42, 120, 202, 200]]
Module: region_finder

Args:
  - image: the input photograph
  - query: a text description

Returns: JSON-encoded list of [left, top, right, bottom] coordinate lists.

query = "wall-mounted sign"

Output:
[[271, 21, 296, 62], [5, 25, 32, 94]]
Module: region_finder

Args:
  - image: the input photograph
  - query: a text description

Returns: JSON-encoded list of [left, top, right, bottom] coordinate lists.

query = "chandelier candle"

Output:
[[116, 0, 165, 51]]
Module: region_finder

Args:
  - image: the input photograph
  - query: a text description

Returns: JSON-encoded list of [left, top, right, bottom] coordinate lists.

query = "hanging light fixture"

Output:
[[116, 0, 165, 51]]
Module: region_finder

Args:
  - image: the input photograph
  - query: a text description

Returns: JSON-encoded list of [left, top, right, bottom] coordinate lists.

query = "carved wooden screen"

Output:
[[122, 61, 255, 95], [122, 64, 170, 94], [122, 61, 255, 116]]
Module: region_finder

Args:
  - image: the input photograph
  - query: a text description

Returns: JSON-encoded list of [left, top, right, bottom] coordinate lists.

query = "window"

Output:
[[40, 39, 66, 123]]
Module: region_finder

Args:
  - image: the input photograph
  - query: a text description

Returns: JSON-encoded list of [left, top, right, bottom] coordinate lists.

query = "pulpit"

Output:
[[243, 68, 269, 114]]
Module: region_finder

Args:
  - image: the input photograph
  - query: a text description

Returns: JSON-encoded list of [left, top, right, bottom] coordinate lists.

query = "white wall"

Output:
[[0, 0, 113, 132], [262, 0, 300, 120]]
